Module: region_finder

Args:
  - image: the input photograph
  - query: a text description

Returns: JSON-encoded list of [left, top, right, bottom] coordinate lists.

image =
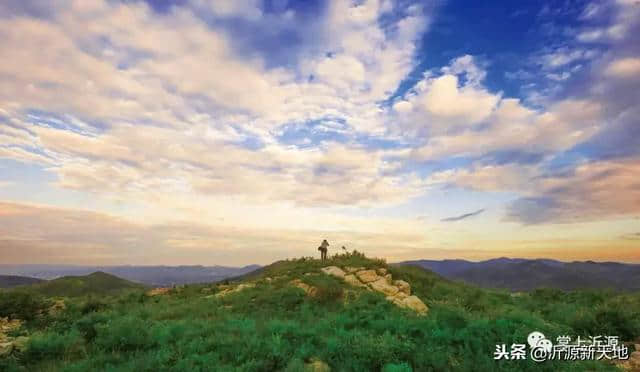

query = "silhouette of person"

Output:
[[318, 239, 329, 260]]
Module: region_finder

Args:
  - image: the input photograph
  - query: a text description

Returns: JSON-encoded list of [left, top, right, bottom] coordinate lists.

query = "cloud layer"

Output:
[[0, 0, 639, 263]]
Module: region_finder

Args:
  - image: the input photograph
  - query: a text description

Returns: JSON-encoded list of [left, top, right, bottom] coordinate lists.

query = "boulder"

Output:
[[236, 283, 255, 291], [356, 269, 379, 283], [49, 300, 66, 316], [0, 342, 13, 356], [215, 283, 255, 297], [385, 292, 409, 307], [401, 295, 428, 315], [369, 278, 399, 297], [321, 266, 346, 279], [290, 279, 318, 297], [343, 274, 366, 288], [393, 280, 411, 295], [376, 268, 388, 275], [344, 266, 365, 273], [384, 273, 393, 283], [305, 359, 331, 372], [147, 287, 172, 296]]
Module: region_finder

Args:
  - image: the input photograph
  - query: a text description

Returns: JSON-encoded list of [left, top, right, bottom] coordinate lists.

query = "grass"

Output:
[[1, 252, 638, 371]]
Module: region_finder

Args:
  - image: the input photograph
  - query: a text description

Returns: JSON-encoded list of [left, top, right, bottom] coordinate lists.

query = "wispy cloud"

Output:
[[0, 0, 639, 264], [441, 208, 485, 222]]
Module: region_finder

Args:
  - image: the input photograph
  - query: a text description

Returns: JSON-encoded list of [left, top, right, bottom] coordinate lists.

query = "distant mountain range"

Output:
[[0, 264, 261, 287], [397, 258, 640, 291], [0, 275, 45, 289]]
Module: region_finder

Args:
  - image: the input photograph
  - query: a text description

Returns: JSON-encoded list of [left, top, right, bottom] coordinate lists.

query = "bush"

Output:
[[75, 312, 109, 342], [302, 275, 344, 304], [80, 298, 108, 315], [0, 291, 49, 321], [94, 316, 156, 352], [25, 330, 81, 362]]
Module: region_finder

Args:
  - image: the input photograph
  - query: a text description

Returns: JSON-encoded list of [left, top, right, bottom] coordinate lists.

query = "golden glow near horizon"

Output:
[[0, 0, 639, 265]]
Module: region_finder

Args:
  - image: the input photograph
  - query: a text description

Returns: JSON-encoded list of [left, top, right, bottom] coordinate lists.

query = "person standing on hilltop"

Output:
[[318, 239, 329, 260]]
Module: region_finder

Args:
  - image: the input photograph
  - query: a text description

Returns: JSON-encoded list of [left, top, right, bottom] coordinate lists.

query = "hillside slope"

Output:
[[1, 253, 639, 371], [16, 271, 145, 297], [0, 264, 262, 286], [0, 275, 44, 289]]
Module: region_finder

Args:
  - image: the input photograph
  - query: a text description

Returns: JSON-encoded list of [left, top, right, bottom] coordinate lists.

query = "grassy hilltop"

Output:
[[1, 252, 639, 371]]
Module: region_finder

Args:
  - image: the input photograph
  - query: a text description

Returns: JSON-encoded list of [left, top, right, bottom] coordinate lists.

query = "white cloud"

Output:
[[604, 57, 640, 78], [419, 74, 498, 123]]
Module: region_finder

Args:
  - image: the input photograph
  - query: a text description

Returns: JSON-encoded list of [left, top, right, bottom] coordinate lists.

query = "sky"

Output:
[[0, 0, 639, 266]]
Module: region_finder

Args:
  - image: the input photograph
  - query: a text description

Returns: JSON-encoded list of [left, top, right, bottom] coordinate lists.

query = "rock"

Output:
[[369, 278, 399, 297], [384, 273, 393, 283], [376, 268, 388, 275], [343, 274, 366, 288], [0, 317, 22, 333], [290, 279, 318, 297], [147, 287, 171, 296], [236, 283, 255, 291], [344, 266, 365, 273], [393, 280, 411, 295], [400, 295, 428, 315], [0, 342, 13, 356], [385, 292, 409, 307], [49, 300, 66, 315], [305, 359, 331, 372], [215, 283, 255, 297], [356, 269, 379, 283], [321, 266, 346, 278]]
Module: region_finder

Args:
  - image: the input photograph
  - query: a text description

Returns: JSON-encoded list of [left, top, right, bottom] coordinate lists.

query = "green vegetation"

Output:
[[1, 253, 639, 371], [13, 271, 145, 298]]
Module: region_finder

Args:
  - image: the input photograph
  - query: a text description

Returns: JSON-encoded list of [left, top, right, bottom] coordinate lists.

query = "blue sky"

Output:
[[0, 0, 639, 265]]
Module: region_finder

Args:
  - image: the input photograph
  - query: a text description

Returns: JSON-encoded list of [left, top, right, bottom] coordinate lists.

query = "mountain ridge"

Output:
[[398, 258, 640, 291]]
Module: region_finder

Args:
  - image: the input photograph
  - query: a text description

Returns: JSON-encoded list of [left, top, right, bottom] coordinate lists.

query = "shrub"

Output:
[[0, 291, 49, 321], [94, 316, 156, 352], [25, 330, 82, 362], [75, 312, 109, 342], [80, 297, 108, 315]]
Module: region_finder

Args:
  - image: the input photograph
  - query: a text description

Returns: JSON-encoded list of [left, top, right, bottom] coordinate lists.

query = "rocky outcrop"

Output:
[[305, 359, 331, 371], [393, 280, 411, 295], [215, 283, 256, 297], [49, 300, 66, 316], [400, 295, 429, 315], [290, 279, 318, 297], [344, 274, 367, 288], [147, 287, 172, 296], [369, 278, 399, 297], [321, 266, 346, 279], [344, 266, 365, 273], [0, 317, 27, 356], [355, 270, 379, 283], [319, 266, 428, 315]]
